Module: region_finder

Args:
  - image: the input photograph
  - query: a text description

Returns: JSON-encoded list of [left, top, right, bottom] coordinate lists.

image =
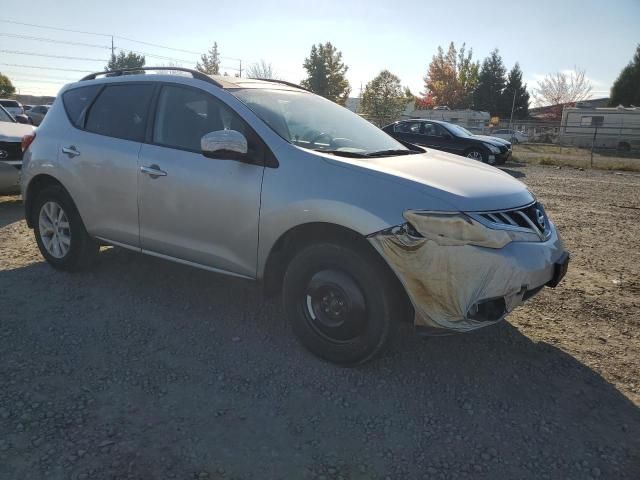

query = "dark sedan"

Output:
[[383, 119, 512, 165]]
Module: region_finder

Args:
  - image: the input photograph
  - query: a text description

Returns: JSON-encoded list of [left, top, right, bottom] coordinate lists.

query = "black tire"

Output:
[[282, 242, 398, 365], [33, 185, 99, 271], [464, 148, 487, 163]]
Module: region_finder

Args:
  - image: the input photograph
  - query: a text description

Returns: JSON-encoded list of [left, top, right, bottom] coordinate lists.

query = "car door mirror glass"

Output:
[[201, 130, 249, 160]]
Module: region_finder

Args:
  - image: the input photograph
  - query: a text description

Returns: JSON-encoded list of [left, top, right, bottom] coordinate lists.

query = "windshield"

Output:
[[231, 88, 409, 156], [0, 106, 15, 123], [443, 123, 473, 138]]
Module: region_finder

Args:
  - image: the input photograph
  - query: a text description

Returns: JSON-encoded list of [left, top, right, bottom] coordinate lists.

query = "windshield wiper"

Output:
[[365, 149, 418, 157], [317, 149, 368, 158]]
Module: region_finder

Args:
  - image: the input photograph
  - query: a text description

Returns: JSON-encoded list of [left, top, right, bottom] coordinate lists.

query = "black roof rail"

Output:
[[79, 67, 223, 87], [254, 78, 311, 93]]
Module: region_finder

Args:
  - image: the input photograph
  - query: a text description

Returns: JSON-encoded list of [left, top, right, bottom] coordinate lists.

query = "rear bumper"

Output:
[[369, 222, 568, 333]]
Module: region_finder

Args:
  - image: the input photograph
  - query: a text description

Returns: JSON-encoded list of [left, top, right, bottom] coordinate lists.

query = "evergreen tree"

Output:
[[473, 49, 507, 115], [105, 51, 145, 71], [610, 44, 640, 107], [196, 43, 221, 75], [500, 63, 530, 119], [301, 42, 351, 105]]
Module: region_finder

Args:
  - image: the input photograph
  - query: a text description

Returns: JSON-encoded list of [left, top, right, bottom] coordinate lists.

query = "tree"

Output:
[[532, 67, 592, 106], [247, 60, 279, 79], [499, 63, 530, 119], [106, 51, 145, 71], [301, 42, 351, 105], [196, 43, 221, 75], [419, 42, 478, 109], [473, 49, 507, 115], [360, 70, 411, 126], [0, 73, 16, 97], [610, 44, 640, 107]]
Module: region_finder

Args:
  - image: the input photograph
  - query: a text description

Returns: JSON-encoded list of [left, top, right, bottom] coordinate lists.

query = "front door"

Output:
[[137, 84, 265, 278]]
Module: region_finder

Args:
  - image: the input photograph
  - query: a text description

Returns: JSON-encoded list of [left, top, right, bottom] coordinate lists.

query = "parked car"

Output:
[[0, 105, 36, 195], [491, 128, 528, 144], [383, 119, 512, 165], [21, 67, 568, 364], [26, 105, 50, 126], [0, 99, 24, 117]]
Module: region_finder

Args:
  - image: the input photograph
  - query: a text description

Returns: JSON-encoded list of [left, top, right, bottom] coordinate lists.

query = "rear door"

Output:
[[390, 121, 423, 144], [60, 82, 155, 247], [137, 84, 265, 278]]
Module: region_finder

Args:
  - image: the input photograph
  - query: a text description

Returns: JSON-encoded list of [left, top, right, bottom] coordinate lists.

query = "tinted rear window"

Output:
[[62, 85, 101, 127], [0, 100, 19, 107], [85, 84, 154, 142]]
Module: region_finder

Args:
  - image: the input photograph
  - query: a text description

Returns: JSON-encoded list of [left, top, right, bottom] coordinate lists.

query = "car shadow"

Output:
[[1, 248, 639, 479], [0, 195, 23, 228], [499, 167, 526, 178]]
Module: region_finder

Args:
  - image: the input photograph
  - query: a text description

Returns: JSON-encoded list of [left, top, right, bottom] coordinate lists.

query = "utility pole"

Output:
[[239, 59, 242, 77], [111, 36, 115, 59], [509, 89, 516, 129]]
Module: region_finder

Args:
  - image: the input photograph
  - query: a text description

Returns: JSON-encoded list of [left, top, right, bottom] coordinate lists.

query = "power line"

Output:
[[9, 77, 69, 85], [0, 49, 105, 62], [0, 33, 111, 49], [0, 18, 241, 61], [0, 18, 112, 37], [0, 63, 93, 73]]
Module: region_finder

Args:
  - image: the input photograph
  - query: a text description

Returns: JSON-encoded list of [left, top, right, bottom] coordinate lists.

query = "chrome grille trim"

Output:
[[467, 202, 551, 241]]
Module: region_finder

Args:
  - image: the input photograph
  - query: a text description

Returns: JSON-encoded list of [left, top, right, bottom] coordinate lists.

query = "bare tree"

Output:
[[247, 60, 279, 79], [532, 67, 592, 106]]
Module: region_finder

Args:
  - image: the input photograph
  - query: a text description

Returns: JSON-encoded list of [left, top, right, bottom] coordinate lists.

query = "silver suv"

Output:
[[21, 67, 569, 365]]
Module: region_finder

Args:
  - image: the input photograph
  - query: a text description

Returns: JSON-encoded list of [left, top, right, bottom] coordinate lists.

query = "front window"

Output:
[[231, 88, 412, 157], [0, 106, 15, 123], [442, 123, 473, 138]]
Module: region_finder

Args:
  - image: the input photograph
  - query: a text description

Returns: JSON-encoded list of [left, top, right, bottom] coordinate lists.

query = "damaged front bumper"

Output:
[[368, 209, 568, 333]]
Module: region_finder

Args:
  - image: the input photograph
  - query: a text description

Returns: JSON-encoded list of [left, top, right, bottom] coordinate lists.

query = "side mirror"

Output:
[[201, 130, 248, 161], [15, 115, 29, 124]]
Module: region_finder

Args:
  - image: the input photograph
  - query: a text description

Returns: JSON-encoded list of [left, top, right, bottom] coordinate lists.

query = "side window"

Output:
[[85, 84, 154, 142], [153, 85, 265, 162], [394, 121, 421, 134], [62, 85, 101, 127], [422, 122, 437, 136]]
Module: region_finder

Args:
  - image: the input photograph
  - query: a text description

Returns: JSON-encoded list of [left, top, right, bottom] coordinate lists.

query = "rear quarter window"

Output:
[[62, 85, 102, 127]]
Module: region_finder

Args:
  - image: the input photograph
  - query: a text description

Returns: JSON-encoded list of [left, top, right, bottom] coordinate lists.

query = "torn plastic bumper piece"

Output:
[[368, 211, 568, 333]]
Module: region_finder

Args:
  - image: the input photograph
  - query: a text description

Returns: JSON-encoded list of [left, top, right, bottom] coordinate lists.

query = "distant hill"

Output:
[[15, 94, 56, 106]]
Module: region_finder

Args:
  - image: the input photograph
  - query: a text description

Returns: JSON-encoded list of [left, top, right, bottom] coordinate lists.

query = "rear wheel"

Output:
[[33, 186, 99, 271], [282, 242, 397, 365]]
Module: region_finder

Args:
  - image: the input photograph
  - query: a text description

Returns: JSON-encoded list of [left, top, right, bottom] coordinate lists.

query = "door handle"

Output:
[[140, 164, 167, 178], [61, 145, 80, 158]]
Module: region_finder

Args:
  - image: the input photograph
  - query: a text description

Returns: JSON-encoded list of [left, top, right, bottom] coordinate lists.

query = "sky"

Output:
[[2, 0, 639, 102]]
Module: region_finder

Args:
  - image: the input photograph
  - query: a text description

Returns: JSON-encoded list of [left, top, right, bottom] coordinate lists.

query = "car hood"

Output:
[[473, 135, 510, 146], [0, 121, 35, 142], [325, 149, 533, 212]]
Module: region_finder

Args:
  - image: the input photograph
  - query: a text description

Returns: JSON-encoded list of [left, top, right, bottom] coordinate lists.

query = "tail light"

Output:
[[21, 133, 36, 152]]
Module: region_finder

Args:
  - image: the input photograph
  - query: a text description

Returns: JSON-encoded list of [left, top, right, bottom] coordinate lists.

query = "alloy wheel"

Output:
[[38, 201, 71, 259]]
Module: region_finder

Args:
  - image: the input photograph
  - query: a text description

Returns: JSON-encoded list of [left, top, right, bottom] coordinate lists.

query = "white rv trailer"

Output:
[[402, 107, 491, 134], [559, 105, 640, 151]]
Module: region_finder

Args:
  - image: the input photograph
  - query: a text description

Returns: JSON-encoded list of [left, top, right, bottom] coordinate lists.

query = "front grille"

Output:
[[0, 141, 22, 161], [473, 202, 549, 239]]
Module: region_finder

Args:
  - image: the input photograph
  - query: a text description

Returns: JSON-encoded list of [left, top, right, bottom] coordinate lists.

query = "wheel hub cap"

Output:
[[304, 270, 367, 342]]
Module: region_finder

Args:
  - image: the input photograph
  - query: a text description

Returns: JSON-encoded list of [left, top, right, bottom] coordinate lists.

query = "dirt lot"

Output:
[[1, 164, 639, 479], [513, 144, 640, 172]]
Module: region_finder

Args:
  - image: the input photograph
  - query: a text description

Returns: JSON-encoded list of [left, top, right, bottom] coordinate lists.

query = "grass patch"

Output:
[[513, 144, 640, 172]]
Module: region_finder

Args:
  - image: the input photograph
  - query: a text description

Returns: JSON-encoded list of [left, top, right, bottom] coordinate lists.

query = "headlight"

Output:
[[483, 143, 501, 154], [404, 210, 540, 249]]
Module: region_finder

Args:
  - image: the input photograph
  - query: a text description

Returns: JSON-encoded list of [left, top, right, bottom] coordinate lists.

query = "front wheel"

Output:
[[465, 149, 486, 162], [33, 186, 99, 271], [282, 243, 397, 365]]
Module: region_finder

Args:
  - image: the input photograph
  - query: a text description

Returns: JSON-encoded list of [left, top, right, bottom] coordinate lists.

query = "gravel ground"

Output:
[[1, 164, 639, 479]]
